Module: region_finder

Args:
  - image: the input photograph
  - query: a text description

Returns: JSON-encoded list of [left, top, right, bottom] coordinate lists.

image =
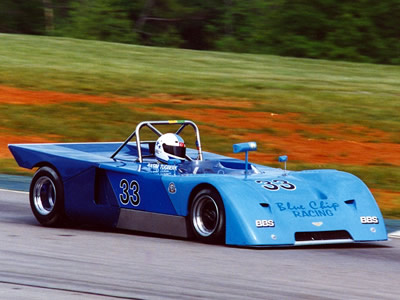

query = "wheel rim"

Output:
[[33, 176, 56, 216], [192, 195, 219, 237]]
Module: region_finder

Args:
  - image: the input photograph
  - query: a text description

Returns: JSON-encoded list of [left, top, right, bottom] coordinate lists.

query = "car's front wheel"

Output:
[[189, 188, 225, 244], [30, 166, 66, 226]]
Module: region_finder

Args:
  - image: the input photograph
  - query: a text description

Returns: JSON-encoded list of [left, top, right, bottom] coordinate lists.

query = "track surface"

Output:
[[1, 189, 400, 300]]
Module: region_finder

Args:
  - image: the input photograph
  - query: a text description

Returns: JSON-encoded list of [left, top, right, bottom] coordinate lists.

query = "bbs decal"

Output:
[[360, 216, 379, 224], [256, 219, 275, 228], [255, 179, 296, 191], [119, 179, 140, 206]]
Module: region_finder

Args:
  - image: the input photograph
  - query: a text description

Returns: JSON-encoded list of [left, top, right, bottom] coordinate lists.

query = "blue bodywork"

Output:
[[8, 121, 387, 246]]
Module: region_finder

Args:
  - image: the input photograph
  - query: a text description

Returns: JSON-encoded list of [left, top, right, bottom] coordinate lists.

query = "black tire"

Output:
[[189, 188, 225, 244], [29, 166, 66, 226]]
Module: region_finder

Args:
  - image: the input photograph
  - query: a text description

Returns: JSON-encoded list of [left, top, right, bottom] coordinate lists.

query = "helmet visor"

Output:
[[163, 144, 186, 159]]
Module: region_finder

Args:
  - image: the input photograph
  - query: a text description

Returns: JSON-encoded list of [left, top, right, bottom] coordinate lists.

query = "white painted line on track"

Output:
[[0, 188, 29, 195], [388, 231, 400, 239]]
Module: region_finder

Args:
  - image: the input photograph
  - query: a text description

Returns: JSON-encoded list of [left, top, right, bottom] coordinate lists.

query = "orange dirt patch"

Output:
[[1, 85, 399, 167], [140, 107, 400, 166], [0, 85, 250, 109], [0, 85, 146, 105], [0, 134, 57, 158]]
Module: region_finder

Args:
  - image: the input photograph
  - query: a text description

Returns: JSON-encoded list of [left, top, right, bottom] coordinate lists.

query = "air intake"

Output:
[[295, 230, 352, 242]]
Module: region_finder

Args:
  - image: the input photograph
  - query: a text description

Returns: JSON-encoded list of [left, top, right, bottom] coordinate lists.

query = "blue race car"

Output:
[[8, 120, 387, 246]]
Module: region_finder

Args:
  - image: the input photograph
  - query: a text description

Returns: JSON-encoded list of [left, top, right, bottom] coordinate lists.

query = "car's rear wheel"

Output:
[[30, 166, 66, 226], [189, 188, 225, 244]]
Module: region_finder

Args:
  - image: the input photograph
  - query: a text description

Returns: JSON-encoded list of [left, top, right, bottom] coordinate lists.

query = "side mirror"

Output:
[[233, 142, 257, 153], [278, 155, 288, 174], [278, 155, 288, 162], [233, 142, 257, 179]]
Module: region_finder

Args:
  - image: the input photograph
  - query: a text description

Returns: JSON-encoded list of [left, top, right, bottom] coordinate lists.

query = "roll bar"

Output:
[[110, 120, 203, 162]]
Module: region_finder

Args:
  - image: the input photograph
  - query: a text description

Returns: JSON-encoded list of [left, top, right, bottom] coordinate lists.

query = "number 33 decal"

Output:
[[255, 179, 296, 191], [119, 179, 141, 206]]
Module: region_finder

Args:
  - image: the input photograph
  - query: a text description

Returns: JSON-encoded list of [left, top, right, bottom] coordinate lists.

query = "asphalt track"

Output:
[[1, 188, 400, 299]]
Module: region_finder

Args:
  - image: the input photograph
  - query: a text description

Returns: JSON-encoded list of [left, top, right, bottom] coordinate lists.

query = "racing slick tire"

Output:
[[29, 166, 66, 227], [189, 188, 225, 244]]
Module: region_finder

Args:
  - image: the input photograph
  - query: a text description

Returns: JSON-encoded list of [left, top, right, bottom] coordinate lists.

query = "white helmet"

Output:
[[155, 133, 186, 164]]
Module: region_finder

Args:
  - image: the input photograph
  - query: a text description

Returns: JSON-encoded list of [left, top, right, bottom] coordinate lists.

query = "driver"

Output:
[[155, 133, 186, 164]]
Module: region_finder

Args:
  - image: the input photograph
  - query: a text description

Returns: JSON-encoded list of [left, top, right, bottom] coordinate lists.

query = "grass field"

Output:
[[0, 34, 399, 217], [1, 34, 399, 132]]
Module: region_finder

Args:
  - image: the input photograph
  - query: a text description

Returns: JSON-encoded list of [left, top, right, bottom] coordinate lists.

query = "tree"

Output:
[[264, 0, 400, 64], [0, 0, 45, 34], [1, 0, 398, 64], [42, 0, 54, 33], [59, 0, 137, 43]]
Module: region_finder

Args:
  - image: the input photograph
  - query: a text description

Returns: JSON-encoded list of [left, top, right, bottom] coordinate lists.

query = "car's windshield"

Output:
[[178, 160, 260, 175]]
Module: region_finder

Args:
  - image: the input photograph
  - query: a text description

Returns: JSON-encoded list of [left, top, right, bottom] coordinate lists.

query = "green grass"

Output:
[[0, 102, 165, 141], [0, 158, 34, 176], [382, 208, 400, 220], [0, 34, 399, 133]]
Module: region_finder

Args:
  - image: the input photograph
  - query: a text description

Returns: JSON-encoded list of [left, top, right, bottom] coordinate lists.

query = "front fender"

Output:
[[215, 178, 288, 246]]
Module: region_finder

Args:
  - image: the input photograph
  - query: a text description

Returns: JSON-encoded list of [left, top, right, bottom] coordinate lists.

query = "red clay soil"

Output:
[[0, 135, 57, 158], [0, 85, 250, 108], [141, 107, 400, 166], [1, 85, 399, 167]]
